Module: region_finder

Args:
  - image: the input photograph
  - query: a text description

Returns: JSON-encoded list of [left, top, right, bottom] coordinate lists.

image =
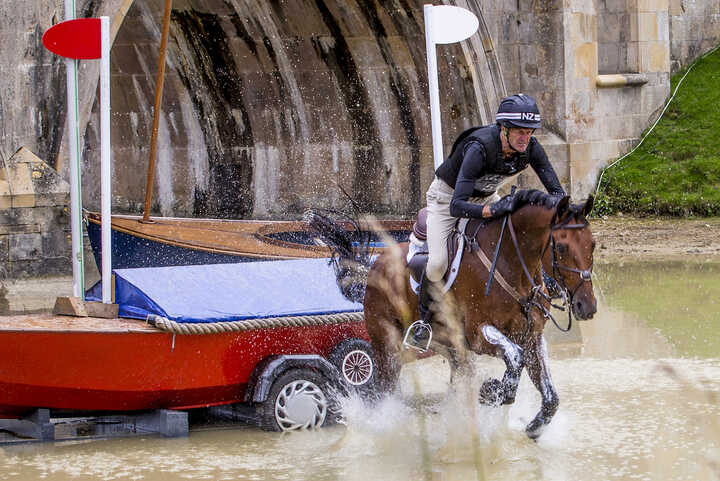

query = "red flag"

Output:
[[42, 18, 101, 59]]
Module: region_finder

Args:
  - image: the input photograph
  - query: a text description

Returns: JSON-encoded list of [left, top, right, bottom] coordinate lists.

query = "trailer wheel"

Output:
[[258, 368, 331, 432], [329, 339, 375, 389]]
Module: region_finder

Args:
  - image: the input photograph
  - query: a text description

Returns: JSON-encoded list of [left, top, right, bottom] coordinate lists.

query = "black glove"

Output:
[[489, 194, 517, 218]]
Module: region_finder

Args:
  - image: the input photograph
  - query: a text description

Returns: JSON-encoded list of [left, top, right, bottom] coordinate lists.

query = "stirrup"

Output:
[[403, 320, 433, 352]]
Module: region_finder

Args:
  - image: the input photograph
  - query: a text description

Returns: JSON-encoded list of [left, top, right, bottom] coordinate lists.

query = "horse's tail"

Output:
[[304, 210, 373, 303]]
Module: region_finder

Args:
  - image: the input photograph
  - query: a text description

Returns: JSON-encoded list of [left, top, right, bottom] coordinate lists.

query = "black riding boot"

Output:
[[404, 272, 434, 351]]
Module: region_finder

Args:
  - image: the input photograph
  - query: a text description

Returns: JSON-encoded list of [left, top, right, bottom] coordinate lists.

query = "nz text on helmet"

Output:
[[495, 94, 542, 129]]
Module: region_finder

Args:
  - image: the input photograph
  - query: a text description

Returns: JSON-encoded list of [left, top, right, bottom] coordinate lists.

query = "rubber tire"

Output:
[[257, 368, 333, 432], [328, 338, 376, 393]]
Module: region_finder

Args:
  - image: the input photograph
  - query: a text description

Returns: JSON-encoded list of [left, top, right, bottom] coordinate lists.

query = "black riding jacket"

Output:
[[435, 124, 565, 218]]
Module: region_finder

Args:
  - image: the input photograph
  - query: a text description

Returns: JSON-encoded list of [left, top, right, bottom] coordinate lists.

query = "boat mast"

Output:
[[142, 0, 173, 223]]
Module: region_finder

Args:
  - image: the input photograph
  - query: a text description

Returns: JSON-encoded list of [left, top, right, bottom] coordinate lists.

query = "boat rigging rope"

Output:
[[146, 311, 364, 335]]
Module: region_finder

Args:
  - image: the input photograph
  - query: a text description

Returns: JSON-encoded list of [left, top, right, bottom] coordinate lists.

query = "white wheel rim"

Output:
[[342, 349, 373, 386], [274, 380, 327, 431]]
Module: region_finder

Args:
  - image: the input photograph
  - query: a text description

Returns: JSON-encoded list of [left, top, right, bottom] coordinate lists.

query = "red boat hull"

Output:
[[0, 315, 368, 418]]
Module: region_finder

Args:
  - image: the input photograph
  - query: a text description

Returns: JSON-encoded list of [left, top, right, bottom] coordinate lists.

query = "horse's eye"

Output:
[[556, 243, 568, 255]]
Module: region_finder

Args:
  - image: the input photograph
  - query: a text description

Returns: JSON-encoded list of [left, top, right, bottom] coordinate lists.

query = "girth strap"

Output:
[[473, 245, 523, 303]]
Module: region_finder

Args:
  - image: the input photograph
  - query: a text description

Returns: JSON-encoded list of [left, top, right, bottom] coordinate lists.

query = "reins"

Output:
[[472, 207, 593, 337]]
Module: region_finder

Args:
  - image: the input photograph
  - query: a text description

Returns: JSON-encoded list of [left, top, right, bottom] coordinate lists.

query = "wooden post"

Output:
[[142, 0, 173, 223]]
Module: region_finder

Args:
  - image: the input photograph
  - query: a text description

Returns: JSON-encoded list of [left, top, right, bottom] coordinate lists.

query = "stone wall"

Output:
[[1, 0, 719, 224], [0, 147, 71, 278], [669, 0, 720, 72]]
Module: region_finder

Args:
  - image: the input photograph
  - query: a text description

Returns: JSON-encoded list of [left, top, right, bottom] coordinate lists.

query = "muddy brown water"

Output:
[[0, 260, 718, 481]]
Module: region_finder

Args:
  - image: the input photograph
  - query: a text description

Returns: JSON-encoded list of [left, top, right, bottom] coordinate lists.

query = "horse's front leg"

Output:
[[524, 334, 559, 439], [478, 325, 524, 406]]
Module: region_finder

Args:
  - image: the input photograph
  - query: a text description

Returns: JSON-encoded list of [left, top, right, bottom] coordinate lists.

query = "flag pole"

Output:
[[64, 0, 84, 299], [100, 16, 112, 304], [424, 5, 444, 170], [423, 4, 479, 170]]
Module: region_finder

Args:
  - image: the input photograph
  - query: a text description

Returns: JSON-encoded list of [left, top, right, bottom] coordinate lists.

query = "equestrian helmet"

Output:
[[495, 94, 541, 129]]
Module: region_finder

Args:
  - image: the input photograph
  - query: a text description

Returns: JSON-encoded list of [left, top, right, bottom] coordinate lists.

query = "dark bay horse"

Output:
[[307, 190, 596, 439]]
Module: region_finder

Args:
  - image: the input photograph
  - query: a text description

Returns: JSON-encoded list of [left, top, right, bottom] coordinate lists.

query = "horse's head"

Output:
[[547, 196, 597, 320]]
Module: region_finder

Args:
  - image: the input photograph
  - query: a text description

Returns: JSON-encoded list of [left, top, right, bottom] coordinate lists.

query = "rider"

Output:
[[409, 93, 566, 349]]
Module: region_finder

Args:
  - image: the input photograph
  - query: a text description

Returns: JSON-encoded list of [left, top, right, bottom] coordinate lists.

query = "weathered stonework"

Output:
[[0, 147, 71, 278], [0, 0, 719, 227]]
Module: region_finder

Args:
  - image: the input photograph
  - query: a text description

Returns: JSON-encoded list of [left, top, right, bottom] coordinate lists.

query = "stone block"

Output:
[[9, 258, 70, 278], [638, 12, 659, 41], [0, 224, 37, 235], [9, 233, 41, 261], [42, 228, 70, 259], [569, 143, 605, 198], [638, 0, 669, 12], [598, 12, 623, 44], [0, 183, 10, 210], [669, 0, 683, 15], [6, 206, 66, 230], [648, 42, 670, 71], [7, 162, 34, 208], [574, 42, 598, 78], [571, 13, 597, 44], [598, 43, 621, 74], [603, 0, 628, 13], [571, 0, 596, 14], [0, 235, 8, 263]]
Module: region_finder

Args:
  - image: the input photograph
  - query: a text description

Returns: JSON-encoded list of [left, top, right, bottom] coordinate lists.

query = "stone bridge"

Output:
[[2, 0, 719, 220]]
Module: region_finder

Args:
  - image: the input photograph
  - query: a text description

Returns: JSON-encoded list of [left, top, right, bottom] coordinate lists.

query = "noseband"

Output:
[[548, 219, 593, 301]]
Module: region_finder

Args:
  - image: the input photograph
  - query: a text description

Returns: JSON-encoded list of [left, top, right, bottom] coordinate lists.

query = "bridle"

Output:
[[477, 207, 593, 336], [547, 219, 593, 301], [537, 214, 594, 331]]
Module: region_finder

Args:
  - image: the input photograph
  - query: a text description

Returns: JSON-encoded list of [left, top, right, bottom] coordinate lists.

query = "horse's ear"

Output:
[[556, 195, 570, 218], [583, 195, 595, 217]]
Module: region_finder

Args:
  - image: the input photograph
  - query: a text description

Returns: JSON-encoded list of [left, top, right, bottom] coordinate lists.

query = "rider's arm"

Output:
[[449, 142, 492, 219], [528, 142, 565, 196]]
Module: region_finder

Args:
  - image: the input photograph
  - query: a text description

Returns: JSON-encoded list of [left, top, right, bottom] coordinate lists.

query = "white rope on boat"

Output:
[[146, 311, 364, 335]]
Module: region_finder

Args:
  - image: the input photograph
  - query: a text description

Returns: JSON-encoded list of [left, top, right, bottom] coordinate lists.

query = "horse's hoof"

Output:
[[478, 378, 504, 406], [525, 418, 546, 440]]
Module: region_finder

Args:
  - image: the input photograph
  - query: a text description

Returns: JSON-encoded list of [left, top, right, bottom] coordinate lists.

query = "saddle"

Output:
[[407, 209, 485, 294]]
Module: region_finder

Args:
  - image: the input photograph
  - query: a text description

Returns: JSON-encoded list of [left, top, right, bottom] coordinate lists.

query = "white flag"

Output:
[[427, 5, 479, 45], [424, 4, 479, 168]]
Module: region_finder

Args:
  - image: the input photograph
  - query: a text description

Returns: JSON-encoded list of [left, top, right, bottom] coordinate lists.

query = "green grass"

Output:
[[595, 45, 720, 217]]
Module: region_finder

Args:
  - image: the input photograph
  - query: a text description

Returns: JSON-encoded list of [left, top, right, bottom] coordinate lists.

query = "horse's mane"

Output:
[[513, 189, 562, 210], [514, 189, 592, 223]]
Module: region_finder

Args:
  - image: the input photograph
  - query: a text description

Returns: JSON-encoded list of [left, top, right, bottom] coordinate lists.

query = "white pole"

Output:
[[100, 16, 112, 304], [65, 0, 84, 299], [424, 5, 444, 169]]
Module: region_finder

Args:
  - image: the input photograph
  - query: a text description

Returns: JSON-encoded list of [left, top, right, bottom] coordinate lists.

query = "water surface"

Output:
[[1, 260, 718, 481]]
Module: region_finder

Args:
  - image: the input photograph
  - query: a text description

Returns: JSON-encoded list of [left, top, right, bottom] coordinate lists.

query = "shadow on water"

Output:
[[0, 260, 718, 480]]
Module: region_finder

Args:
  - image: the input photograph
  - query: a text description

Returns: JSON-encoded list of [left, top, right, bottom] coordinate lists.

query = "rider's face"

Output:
[[505, 127, 534, 152]]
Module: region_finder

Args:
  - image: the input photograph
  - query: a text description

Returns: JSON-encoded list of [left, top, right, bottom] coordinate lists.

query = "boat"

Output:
[[84, 211, 412, 269], [0, 259, 374, 435], [0, 312, 367, 419]]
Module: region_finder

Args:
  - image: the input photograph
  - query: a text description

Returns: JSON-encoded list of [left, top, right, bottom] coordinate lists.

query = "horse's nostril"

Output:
[[573, 300, 595, 320]]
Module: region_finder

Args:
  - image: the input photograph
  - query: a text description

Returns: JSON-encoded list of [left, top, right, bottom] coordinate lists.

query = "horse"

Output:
[[306, 190, 596, 439]]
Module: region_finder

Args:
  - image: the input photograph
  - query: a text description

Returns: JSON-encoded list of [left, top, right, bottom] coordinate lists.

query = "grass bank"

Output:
[[595, 45, 720, 217]]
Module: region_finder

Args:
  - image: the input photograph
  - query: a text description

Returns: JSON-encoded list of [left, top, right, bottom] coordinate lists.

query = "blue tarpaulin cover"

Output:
[[86, 258, 363, 323]]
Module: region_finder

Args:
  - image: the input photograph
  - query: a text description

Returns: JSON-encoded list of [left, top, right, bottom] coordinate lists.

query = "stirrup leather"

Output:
[[403, 320, 433, 352]]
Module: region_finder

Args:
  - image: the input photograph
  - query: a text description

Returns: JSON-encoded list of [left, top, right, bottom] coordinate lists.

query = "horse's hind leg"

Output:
[[524, 334, 559, 440], [478, 325, 524, 406]]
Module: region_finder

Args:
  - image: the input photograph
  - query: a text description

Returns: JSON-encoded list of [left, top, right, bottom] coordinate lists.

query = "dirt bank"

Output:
[[592, 216, 720, 261]]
